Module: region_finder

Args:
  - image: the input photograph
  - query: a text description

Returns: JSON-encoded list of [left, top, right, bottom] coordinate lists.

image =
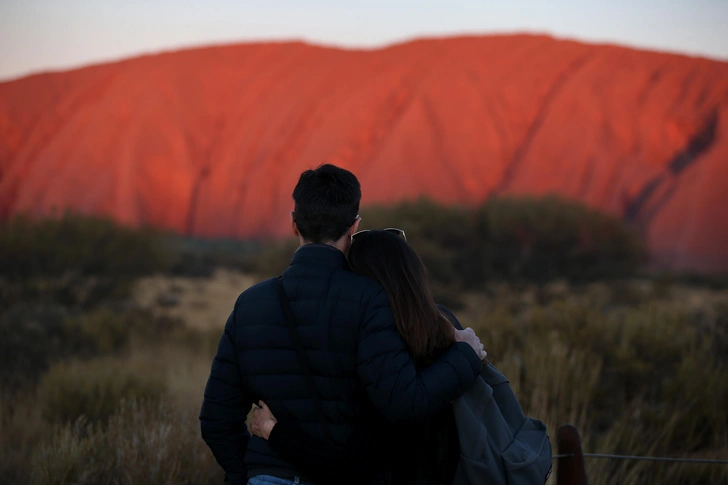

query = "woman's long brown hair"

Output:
[[347, 230, 455, 368]]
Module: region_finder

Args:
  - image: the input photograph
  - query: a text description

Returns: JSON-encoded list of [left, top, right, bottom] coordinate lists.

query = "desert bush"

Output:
[[0, 212, 170, 308], [359, 198, 473, 287], [165, 235, 263, 277], [248, 197, 647, 304], [358, 196, 646, 288], [247, 238, 300, 279], [30, 399, 222, 485], [71, 307, 187, 350], [480, 195, 646, 282], [0, 304, 184, 395], [221, 196, 646, 293], [37, 359, 164, 425], [0, 305, 85, 394], [0, 212, 169, 280]]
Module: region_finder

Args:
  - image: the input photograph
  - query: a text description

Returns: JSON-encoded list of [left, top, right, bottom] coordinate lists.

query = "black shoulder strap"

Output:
[[275, 277, 336, 445]]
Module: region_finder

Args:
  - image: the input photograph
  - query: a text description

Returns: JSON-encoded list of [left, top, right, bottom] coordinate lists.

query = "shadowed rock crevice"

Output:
[[186, 166, 210, 234], [495, 52, 594, 193], [356, 59, 435, 182], [625, 109, 718, 227]]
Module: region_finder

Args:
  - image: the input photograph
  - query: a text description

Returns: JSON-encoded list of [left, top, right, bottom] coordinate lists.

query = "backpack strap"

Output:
[[275, 277, 337, 445]]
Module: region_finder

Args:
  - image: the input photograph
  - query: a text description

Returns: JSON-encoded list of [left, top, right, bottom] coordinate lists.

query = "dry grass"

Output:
[[464, 282, 728, 484], [37, 358, 164, 425], [30, 400, 222, 485], [2, 273, 727, 484], [1, 341, 222, 485], [0, 392, 47, 483]]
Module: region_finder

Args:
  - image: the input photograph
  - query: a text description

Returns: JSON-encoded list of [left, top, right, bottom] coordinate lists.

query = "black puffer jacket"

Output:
[[200, 244, 482, 484]]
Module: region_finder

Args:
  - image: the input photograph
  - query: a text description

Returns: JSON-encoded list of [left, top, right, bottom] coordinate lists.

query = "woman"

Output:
[[249, 229, 486, 485]]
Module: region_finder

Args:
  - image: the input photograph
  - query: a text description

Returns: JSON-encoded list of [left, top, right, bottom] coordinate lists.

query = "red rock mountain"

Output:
[[1, 35, 727, 273]]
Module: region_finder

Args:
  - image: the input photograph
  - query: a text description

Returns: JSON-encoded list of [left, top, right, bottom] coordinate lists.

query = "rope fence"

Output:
[[554, 425, 728, 485], [554, 453, 728, 465]]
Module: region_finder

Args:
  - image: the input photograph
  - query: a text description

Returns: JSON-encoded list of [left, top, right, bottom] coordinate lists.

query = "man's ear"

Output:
[[290, 211, 300, 237], [349, 216, 361, 236]]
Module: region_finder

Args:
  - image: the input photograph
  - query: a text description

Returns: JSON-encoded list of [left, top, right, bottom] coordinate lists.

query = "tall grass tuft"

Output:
[[30, 400, 222, 485], [38, 359, 164, 425], [472, 294, 728, 485]]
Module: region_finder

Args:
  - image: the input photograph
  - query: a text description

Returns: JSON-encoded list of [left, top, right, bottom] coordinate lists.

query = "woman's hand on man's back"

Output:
[[249, 401, 277, 440]]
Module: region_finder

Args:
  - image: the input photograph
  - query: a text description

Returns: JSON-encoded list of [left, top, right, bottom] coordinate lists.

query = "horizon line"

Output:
[[3, 30, 727, 83]]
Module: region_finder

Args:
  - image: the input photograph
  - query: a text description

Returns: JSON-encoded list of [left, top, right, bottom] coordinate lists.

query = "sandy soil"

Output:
[[132, 269, 257, 331]]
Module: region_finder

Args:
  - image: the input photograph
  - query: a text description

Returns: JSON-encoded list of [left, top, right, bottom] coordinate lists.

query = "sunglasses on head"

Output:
[[352, 228, 407, 242]]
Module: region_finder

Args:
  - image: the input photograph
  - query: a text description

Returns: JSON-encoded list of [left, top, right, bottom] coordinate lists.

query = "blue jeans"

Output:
[[248, 476, 309, 485]]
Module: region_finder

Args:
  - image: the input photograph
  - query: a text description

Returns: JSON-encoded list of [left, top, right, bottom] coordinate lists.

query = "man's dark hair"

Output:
[[292, 164, 361, 243]]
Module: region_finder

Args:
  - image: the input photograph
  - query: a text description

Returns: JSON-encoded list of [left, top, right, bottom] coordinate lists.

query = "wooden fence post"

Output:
[[556, 425, 588, 485]]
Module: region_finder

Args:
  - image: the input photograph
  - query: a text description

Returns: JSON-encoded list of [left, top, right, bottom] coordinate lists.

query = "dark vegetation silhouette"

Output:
[[253, 196, 647, 307]]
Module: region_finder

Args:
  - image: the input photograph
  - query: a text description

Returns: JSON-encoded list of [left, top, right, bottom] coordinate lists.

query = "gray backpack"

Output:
[[452, 363, 553, 485]]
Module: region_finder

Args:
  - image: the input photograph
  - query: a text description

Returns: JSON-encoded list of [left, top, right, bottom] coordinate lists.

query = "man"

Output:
[[200, 164, 485, 485]]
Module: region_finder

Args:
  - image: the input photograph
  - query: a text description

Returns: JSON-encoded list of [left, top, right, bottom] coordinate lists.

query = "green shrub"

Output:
[[247, 238, 300, 280], [164, 235, 264, 277], [478, 195, 646, 282], [357, 196, 646, 289], [0, 305, 86, 393], [0, 212, 169, 280], [359, 198, 473, 287], [38, 359, 164, 425], [0, 304, 183, 395], [0, 212, 170, 308], [244, 196, 645, 307]]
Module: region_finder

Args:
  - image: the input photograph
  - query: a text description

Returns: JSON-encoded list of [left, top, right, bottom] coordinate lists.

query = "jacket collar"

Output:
[[290, 243, 348, 269]]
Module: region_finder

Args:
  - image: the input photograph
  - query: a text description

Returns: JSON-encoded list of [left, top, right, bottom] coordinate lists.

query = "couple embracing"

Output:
[[200, 164, 549, 485]]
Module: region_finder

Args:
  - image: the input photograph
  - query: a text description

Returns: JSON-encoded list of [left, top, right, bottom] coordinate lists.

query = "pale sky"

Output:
[[1, 0, 727, 81]]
